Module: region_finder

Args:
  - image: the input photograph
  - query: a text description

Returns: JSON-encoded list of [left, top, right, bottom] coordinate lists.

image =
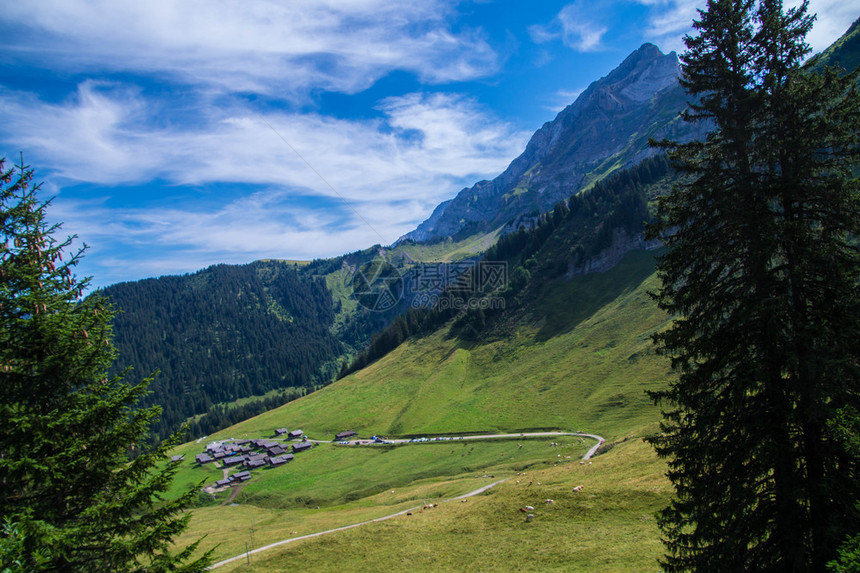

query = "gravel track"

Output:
[[208, 431, 604, 569]]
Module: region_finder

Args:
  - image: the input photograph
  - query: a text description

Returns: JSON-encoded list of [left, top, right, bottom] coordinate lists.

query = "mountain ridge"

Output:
[[399, 42, 698, 243]]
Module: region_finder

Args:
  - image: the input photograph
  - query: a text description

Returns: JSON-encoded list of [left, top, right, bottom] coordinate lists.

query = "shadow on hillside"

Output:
[[531, 249, 659, 342]]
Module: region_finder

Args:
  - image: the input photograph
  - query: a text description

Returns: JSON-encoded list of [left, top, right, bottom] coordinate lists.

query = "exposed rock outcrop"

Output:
[[399, 43, 702, 244]]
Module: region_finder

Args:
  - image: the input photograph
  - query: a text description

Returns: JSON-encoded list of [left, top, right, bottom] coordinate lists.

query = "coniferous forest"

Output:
[[103, 261, 343, 442]]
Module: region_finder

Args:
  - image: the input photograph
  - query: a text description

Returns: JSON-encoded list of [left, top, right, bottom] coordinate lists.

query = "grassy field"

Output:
[[173, 437, 596, 565], [212, 438, 670, 572], [167, 249, 674, 570]]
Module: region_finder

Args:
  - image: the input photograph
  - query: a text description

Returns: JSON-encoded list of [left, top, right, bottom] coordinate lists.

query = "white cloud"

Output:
[[531, 1, 856, 58], [529, 2, 608, 52], [633, 0, 857, 55], [0, 0, 525, 286], [558, 3, 609, 52], [1, 85, 527, 198], [4, 85, 530, 285], [51, 189, 437, 286], [2, 0, 498, 96], [792, 0, 859, 55], [635, 0, 700, 52]]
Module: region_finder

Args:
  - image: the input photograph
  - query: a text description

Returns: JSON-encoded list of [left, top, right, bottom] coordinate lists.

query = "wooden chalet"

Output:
[[292, 442, 313, 453], [267, 445, 287, 456], [244, 454, 268, 469], [268, 454, 294, 466]]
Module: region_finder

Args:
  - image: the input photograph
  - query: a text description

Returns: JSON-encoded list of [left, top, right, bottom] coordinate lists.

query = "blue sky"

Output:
[[1, 1, 856, 287]]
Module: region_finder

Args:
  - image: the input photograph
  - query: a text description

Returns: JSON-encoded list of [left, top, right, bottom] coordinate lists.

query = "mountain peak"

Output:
[[598, 43, 679, 102], [399, 43, 688, 244]]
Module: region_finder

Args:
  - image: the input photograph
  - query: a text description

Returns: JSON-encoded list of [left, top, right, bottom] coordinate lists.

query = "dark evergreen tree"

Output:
[[0, 157, 210, 571], [104, 260, 343, 442], [647, 1, 860, 570]]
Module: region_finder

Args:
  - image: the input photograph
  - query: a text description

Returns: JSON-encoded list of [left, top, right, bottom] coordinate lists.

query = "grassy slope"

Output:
[[194, 249, 667, 444], [220, 438, 670, 572], [392, 227, 506, 262], [170, 249, 674, 570], [811, 17, 860, 74]]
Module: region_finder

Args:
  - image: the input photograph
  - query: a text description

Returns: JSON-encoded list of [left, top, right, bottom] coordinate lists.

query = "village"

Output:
[[193, 428, 329, 491]]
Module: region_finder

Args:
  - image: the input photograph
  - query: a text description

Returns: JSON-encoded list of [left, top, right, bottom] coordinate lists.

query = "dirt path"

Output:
[[208, 478, 510, 570], [346, 431, 605, 458], [208, 431, 603, 570], [222, 483, 245, 505]]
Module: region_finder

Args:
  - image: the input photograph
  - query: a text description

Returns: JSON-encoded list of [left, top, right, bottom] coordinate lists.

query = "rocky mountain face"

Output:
[[400, 43, 703, 243]]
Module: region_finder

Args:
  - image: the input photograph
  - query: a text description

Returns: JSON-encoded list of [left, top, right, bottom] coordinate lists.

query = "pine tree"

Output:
[[0, 156, 211, 571], [647, 1, 860, 571]]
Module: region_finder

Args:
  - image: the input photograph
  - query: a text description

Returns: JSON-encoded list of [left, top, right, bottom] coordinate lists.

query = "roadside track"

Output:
[[208, 431, 604, 569]]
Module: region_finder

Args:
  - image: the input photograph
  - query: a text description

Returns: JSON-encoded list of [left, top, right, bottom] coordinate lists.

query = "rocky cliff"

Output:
[[400, 43, 701, 243]]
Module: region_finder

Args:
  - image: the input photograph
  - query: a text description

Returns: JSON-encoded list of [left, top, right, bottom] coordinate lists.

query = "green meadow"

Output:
[[170, 250, 675, 570], [190, 438, 671, 572]]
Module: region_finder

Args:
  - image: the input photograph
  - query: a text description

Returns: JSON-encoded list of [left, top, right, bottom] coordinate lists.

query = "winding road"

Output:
[[208, 431, 604, 570]]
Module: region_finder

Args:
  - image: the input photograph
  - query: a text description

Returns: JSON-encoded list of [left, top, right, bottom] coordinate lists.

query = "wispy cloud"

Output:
[[0, 0, 524, 285], [2, 0, 498, 97], [2, 0, 852, 288], [3, 85, 530, 285], [557, 3, 610, 52], [633, 0, 855, 54], [630, 0, 699, 52], [789, 0, 859, 55], [51, 188, 444, 286], [2, 85, 527, 198], [529, 1, 609, 52], [531, 0, 851, 57]]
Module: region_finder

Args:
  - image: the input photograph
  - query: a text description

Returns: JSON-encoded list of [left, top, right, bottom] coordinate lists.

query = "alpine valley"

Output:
[[100, 20, 859, 571]]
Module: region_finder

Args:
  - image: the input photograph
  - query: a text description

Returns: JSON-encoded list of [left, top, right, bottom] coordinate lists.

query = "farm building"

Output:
[[292, 442, 313, 453], [269, 454, 294, 466], [245, 458, 267, 469]]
